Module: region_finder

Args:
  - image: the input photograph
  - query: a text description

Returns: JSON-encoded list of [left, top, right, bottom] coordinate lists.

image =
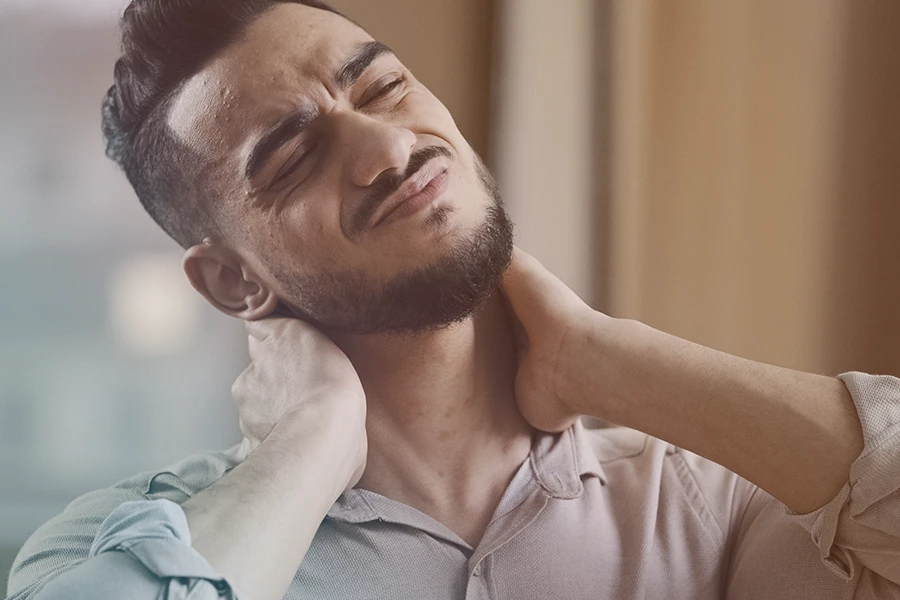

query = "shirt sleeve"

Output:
[[8, 498, 237, 600], [723, 371, 900, 598], [780, 372, 900, 584]]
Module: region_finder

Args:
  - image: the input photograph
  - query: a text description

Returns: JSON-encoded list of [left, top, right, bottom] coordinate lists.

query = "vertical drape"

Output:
[[608, 0, 900, 373], [492, 0, 606, 305]]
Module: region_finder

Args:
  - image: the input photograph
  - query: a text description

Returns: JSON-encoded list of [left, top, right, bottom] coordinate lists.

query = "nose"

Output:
[[337, 112, 417, 188]]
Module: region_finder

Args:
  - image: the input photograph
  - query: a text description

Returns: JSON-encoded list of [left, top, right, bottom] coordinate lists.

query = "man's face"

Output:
[[169, 3, 513, 334]]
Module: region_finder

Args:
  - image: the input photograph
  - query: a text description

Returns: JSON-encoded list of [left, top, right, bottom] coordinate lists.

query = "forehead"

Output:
[[167, 3, 373, 155]]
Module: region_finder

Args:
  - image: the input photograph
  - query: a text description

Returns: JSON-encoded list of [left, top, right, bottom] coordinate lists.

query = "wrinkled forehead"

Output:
[[167, 3, 372, 157]]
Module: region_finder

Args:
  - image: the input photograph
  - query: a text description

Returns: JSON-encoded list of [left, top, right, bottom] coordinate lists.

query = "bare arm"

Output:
[[574, 317, 864, 514], [501, 247, 865, 514], [12, 318, 365, 600], [503, 247, 900, 588], [182, 397, 364, 600], [183, 318, 367, 600]]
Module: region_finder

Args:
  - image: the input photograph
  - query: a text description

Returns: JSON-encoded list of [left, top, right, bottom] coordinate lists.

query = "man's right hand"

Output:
[[233, 317, 367, 493], [180, 317, 367, 600]]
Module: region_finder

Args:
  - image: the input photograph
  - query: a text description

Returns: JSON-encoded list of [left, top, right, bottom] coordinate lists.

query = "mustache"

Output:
[[349, 145, 453, 236]]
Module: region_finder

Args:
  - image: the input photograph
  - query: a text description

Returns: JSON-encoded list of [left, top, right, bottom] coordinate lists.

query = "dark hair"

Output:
[[101, 0, 345, 248]]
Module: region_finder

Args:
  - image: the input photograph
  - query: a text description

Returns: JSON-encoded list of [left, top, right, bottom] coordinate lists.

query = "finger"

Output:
[[231, 368, 250, 408], [498, 287, 529, 351], [501, 247, 552, 324], [245, 317, 279, 341], [503, 247, 588, 317], [247, 331, 263, 359], [237, 436, 254, 461]]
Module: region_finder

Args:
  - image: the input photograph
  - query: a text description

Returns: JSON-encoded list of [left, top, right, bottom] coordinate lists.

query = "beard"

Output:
[[271, 152, 514, 335]]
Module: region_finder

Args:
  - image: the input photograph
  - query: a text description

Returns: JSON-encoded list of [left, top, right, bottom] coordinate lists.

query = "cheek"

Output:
[[270, 190, 355, 270], [400, 88, 463, 139], [276, 197, 321, 245]]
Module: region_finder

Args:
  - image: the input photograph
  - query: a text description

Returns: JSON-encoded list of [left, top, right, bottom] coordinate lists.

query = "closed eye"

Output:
[[360, 74, 407, 108], [272, 146, 313, 186]]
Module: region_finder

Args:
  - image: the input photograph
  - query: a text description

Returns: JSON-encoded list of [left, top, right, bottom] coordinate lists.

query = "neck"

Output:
[[328, 293, 534, 545]]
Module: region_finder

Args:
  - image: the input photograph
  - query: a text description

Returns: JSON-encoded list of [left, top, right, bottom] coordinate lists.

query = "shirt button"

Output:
[[473, 565, 482, 577]]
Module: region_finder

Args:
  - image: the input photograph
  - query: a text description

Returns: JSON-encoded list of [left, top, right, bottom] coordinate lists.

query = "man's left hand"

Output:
[[501, 247, 608, 432]]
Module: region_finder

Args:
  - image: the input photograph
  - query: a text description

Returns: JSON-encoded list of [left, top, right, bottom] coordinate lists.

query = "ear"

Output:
[[182, 240, 279, 320]]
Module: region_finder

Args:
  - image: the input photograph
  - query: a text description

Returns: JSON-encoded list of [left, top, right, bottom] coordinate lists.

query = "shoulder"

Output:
[[578, 421, 657, 462], [7, 443, 242, 600], [79, 442, 243, 509], [579, 421, 744, 489], [62, 442, 242, 526], [138, 443, 244, 502], [579, 423, 757, 537]]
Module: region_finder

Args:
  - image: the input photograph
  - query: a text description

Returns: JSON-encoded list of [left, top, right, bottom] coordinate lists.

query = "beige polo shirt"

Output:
[[8, 372, 900, 599]]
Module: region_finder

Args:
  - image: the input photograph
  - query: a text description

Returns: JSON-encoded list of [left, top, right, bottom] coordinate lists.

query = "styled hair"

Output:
[[101, 0, 344, 248]]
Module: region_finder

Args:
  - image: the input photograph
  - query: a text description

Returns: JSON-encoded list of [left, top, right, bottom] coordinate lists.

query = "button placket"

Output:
[[465, 555, 492, 600]]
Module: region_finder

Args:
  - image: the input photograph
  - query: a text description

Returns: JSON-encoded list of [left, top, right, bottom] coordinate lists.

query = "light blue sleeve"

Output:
[[13, 499, 237, 600]]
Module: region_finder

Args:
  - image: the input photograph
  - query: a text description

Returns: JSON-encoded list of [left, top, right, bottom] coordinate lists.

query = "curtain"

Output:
[[495, 0, 900, 374]]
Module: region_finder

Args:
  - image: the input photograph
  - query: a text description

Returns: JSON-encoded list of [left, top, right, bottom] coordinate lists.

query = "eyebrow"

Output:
[[335, 41, 395, 90], [244, 41, 396, 181], [245, 107, 317, 180]]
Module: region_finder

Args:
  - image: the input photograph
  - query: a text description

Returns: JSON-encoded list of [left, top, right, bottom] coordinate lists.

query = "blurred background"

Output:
[[1, 0, 898, 591]]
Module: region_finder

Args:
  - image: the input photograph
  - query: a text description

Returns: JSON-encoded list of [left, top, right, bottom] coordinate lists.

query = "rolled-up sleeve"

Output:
[[9, 499, 237, 600], [725, 371, 900, 599], [781, 372, 900, 585]]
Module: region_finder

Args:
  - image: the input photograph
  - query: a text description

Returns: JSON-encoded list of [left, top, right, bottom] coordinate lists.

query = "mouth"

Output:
[[371, 161, 450, 228]]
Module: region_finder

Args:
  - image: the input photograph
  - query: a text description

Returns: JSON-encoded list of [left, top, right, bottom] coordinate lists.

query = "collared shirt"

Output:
[[7, 372, 900, 599]]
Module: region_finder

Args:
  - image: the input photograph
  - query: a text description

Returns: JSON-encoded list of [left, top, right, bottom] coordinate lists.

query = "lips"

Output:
[[371, 161, 449, 228]]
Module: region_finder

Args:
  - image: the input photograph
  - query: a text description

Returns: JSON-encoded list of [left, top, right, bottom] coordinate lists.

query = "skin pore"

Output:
[[168, 4, 534, 546]]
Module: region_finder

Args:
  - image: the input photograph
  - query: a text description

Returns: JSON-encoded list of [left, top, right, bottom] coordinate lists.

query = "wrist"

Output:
[[595, 318, 668, 423], [263, 402, 366, 503], [555, 311, 618, 418], [565, 315, 648, 422]]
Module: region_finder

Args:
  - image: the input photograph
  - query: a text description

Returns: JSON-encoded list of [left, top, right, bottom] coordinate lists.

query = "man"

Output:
[[7, 1, 900, 599]]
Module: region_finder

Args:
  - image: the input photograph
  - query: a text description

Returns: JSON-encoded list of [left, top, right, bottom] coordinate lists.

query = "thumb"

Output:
[[245, 319, 270, 342], [501, 247, 558, 325], [245, 317, 286, 341], [502, 247, 593, 324]]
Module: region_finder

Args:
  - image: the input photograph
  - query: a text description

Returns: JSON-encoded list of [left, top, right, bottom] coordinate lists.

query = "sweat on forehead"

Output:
[[166, 2, 372, 155]]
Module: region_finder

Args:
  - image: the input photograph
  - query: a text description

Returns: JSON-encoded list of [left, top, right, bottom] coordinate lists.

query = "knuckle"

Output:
[[231, 372, 245, 392], [231, 380, 248, 404]]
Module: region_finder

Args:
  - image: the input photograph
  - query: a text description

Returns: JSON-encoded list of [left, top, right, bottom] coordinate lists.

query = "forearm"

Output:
[[573, 317, 865, 515], [182, 415, 349, 600]]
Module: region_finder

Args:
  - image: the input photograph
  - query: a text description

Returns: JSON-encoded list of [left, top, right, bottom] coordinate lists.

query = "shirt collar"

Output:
[[529, 419, 608, 499], [328, 419, 607, 523]]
